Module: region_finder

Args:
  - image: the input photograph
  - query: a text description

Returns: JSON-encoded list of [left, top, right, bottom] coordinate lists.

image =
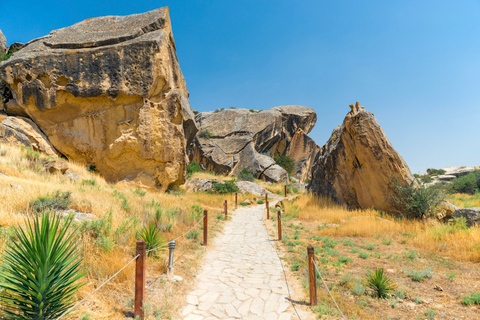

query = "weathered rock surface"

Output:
[[183, 177, 275, 197], [449, 208, 480, 226], [0, 8, 197, 190], [308, 102, 414, 212], [0, 30, 6, 55], [235, 181, 275, 197], [436, 201, 460, 220], [0, 115, 60, 156], [189, 106, 318, 182], [184, 177, 220, 193], [44, 159, 69, 174]]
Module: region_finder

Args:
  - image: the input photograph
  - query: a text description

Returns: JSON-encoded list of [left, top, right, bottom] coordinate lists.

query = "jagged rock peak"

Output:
[[308, 103, 414, 212]]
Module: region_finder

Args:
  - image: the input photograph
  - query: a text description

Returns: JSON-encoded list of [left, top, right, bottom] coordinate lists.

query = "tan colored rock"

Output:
[[0, 30, 6, 55], [0, 8, 197, 190], [308, 102, 414, 212], [0, 115, 60, 156], [44, 159, 69, 174], [285, 129, 320, 181]]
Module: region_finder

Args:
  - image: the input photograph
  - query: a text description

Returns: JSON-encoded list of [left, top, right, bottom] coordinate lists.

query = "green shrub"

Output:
[[361, 242, 376, 250], [450, 171, 480, 194], [274, 155, 295, 175], [81, 179, 97, 186], [427, 168, 446, 176], [238, 168, 254, 182], [405, 267, 434, 282], [462, 291, 480, 305], [132, 188, 146, 196], [186, 229, 200, 240], [0, 211, 85, 319], [390, 180, 444, 219], [366, 268, 396, 299], [424, 309, 436, 320], [140, 222, 166, 257], [113, 190, 131, 211], [213, 180, 239, 194], [198, 129, 212, 139], [186, 161, 202, 178], [381, 237, 392, 245], [359, 251, 369, 259], [240, 202, 249, 206], [21, 145, 40, 161], [30, 190, 73, 213], [352, 282, 366, 296]]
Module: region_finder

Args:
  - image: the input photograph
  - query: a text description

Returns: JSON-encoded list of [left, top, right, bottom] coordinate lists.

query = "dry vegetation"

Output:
[[274, 193, 480, 319], [0, 143, 237, 319]]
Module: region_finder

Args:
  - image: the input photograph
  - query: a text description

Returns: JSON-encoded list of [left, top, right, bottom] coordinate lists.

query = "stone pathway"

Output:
[[181, 203, 300, 320]]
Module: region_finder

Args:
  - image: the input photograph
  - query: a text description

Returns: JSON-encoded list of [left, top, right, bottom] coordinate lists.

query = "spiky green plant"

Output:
[[0, 211, 85, 319], [366, 268, 396, 299], [140, 222, 166, 257]]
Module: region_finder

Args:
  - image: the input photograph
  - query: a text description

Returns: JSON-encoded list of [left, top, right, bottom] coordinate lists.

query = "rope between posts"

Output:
[[262, 207, 302, 320], [56, 253, 140, 320], [312, 259, 347, 320]]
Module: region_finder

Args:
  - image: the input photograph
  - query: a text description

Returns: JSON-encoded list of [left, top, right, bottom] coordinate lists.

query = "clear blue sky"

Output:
[[1, 0, 479, 173]]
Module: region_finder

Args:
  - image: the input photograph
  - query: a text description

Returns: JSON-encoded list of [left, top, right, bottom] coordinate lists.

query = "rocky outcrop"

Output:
[[308, 102, 414, 212], [183, 177, 275, 197], [189, 106, 318, 182], [0, 8, 197, 190], [0, 30, 6, 55], [449, 208, 480, 226], [0, 115, 60, 157]]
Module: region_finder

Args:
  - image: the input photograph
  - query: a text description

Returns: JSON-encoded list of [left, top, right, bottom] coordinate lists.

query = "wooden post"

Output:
[[265, 193, 268, 203], [203, 209, 208, 246], [266, 200, 270, 220], [284, 185, 287, 197], [134, 240, 146, 319], [224, 200, 228, 219], [235, 192, 238, 208], [277, 210, 282, 241], [307, 245, 317, 306]]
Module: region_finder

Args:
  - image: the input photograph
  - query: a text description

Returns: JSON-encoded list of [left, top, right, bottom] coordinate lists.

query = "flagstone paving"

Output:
[[182, 203, 308, 320]]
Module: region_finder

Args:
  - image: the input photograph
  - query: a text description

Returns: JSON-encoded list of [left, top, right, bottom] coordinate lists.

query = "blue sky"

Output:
[[1, 0, 479, 173]]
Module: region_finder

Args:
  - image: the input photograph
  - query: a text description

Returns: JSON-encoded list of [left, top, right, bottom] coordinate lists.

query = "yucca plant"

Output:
[[366, 268, 396, 299], [0, 211, 86, 319], [140, 222, 166, 257]]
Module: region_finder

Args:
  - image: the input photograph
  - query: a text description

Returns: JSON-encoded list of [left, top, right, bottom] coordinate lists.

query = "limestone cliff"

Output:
[[308, 102, 414, 212], [0, 8, 197, 189]]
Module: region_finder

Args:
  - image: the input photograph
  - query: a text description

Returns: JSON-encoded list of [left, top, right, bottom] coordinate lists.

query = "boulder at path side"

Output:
[[0, 8, 197, 190], [308, 102, 414, 212]]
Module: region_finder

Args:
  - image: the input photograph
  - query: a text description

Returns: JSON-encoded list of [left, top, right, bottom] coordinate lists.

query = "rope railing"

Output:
[[57, 209, 214, 319], [312, 259, 347, 319]]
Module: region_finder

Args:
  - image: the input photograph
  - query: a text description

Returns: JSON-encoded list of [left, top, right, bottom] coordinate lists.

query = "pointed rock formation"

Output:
[[308, 102, 414, 212], [0, 30, 6, 55], [0, 8, 197, 190]]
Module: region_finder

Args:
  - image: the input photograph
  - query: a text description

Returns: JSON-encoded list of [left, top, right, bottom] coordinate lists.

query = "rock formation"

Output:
[[0, 30, 6, 55], [0, 8, 197, 190], [0, 115, 60, 157], [188, 106, 318, 183], [308, 102, 414, 212]]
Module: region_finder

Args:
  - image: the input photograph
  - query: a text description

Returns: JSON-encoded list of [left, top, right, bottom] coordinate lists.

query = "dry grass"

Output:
[[448, 192, 480, 208], [284, 193, 480, 262], [0, 143, 236, 319]]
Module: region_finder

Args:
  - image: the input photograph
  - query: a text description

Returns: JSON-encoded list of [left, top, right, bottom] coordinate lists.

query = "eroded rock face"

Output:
[[0, 115, 60, 157], [308, 102, 414, 212], [0, 8, 197, 190], [189, 106, 318, 182], [0, 30, 6, 55]]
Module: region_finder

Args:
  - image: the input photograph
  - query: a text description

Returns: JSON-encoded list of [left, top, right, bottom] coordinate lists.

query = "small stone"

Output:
[[64, 170, 79, 182], [10, 182, 22, 190], [434, 284, 444, 291], [44, 159, 69, 174]]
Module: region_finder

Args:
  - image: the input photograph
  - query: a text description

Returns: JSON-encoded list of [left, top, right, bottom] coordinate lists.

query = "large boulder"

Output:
[[308, 102, 414, 212], [0, 115, 60, 157], [189, 106, 318, 182], [0, 30, 6, 55], [449, 208, 480, 227], [0, 8, 197, 190]]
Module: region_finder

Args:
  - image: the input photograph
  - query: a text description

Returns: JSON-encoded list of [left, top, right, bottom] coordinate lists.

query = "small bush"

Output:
[[186, 161, 202, 178], [140, 222, 166, 257], [361, 242, 376, 250], [405, 250, 417, 260], [462, 291, 480, 305], [450, 172, 480, 195], [30, 190, 73, 213], [238, 168, 254, 182], [240, 202, 249, 206], [424, 309, 436, 320], [81, 179, 97, 186], [366, 268, 396, 299], [359, 251, 369, 259], [198, 129, 212, 139], [427, 168, 446, 176], [274, 155, 295, 175], [352, 282, 366, 296], [390, 180, 444, 219], [132, 188, 146, 196], [213, 180, 239, 194], [21, 145, 40, 160], [405, 267, 434, 282], [381, 237, 392, 245], [186, 229, 200, 240]]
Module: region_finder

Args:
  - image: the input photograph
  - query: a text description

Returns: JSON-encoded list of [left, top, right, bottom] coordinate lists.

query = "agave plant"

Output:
[[0, 211, 86, 319], [366, 268, 396, 299], [140, 222, 166, 257]]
